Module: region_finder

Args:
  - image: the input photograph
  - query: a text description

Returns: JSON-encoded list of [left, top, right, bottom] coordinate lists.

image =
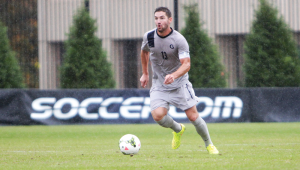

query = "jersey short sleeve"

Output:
[[141, 32, 150, 52], [177, 36, 189, 56]]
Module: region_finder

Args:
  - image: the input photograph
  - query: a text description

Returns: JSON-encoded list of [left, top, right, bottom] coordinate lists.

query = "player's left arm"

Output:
[[164, 57, 190, 84]]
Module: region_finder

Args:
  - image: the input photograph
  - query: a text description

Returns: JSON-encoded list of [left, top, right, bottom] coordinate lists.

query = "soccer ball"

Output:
[[119, 134, 141, 155]]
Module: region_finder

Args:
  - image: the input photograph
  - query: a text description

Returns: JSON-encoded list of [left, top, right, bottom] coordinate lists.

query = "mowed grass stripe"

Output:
[[0, 123, 299, 170]]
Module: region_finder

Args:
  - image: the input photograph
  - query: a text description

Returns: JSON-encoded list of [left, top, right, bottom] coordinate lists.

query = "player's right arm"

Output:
[[140, 50, 149, 88]]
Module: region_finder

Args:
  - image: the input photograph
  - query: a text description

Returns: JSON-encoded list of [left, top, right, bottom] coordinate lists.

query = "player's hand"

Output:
[[164, 74, 175, 84], [140, 74, 149, 88]]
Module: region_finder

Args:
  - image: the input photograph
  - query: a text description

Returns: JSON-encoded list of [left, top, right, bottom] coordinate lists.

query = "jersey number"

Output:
[[161, 51, 168, 60]]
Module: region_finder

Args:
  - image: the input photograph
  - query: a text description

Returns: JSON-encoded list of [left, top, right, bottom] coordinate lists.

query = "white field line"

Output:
[[5, 151, 69, 153], [5, 144, 299, 153], [221, 143, 300, 146]]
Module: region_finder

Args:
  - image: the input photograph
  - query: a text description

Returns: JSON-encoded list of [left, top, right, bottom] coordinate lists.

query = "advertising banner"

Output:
[[0, 88, 299, 125]]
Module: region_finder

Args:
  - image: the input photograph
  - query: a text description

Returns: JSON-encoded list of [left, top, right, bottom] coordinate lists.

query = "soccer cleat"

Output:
[[206, 144, 219, 154], [172, 124, 186, 149]]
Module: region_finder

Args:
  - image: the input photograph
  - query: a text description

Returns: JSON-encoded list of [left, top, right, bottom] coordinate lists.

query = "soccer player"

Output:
[[140, 7, 219, 154]]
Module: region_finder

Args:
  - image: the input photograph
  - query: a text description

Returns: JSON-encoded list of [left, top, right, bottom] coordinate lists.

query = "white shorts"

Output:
[[150, 82, 199, 111]]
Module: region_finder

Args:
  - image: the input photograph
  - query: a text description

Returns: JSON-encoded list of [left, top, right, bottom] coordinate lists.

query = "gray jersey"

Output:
[[141, 28, 190, 90]]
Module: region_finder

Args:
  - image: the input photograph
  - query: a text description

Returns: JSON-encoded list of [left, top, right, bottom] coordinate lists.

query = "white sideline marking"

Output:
[[221, 143, 300, 146], [6, 151, 63, 152]]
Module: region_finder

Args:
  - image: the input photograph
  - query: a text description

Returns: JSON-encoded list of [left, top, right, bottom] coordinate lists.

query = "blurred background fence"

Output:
[[0, 0, 300, 89]]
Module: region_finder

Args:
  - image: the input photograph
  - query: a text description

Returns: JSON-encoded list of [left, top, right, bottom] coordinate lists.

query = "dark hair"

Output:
[[154, 7, 172, 18]]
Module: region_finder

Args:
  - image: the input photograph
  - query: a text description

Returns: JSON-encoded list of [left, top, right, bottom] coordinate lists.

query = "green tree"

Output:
[[0, 0, 38, 88], [181, 4, 226, 88], [243, 0, 300, 87], [60, 7, 115, 88], [0, 21, 25, 88]]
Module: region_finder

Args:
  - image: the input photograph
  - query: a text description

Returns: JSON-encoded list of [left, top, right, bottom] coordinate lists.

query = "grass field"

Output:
[[0, 123, 299, 170]]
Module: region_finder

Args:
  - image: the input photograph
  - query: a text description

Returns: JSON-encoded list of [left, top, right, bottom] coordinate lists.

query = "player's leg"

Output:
[[150, 89, 182, 133], [150, 89, 185, 149], [185, 106, 219, 154], [173, 82, 219, 154], [151, 106, 185, 149], [151, 107, 181, 133], [185, 106, 213, 147]]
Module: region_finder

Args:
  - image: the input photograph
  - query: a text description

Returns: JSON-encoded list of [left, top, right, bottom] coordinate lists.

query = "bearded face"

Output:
[[154, 11, 172, 34]]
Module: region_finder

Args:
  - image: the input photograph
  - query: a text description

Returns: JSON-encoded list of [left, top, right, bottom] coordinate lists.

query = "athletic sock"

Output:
[[191, 116, 213, 147], [155, 115, 182, 133]]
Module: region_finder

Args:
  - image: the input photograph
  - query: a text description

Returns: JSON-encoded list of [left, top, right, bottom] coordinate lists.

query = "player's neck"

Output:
[[157, 27, 173, 37]]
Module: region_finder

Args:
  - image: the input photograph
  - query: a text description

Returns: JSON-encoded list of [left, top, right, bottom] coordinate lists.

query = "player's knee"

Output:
[[151, 108, 167, 121], [151, 112, 164, 121], [187, 114, 199, 122]]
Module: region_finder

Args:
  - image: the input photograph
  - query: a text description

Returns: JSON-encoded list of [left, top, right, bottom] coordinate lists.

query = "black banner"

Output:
[[0, 88, 299, 125]]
